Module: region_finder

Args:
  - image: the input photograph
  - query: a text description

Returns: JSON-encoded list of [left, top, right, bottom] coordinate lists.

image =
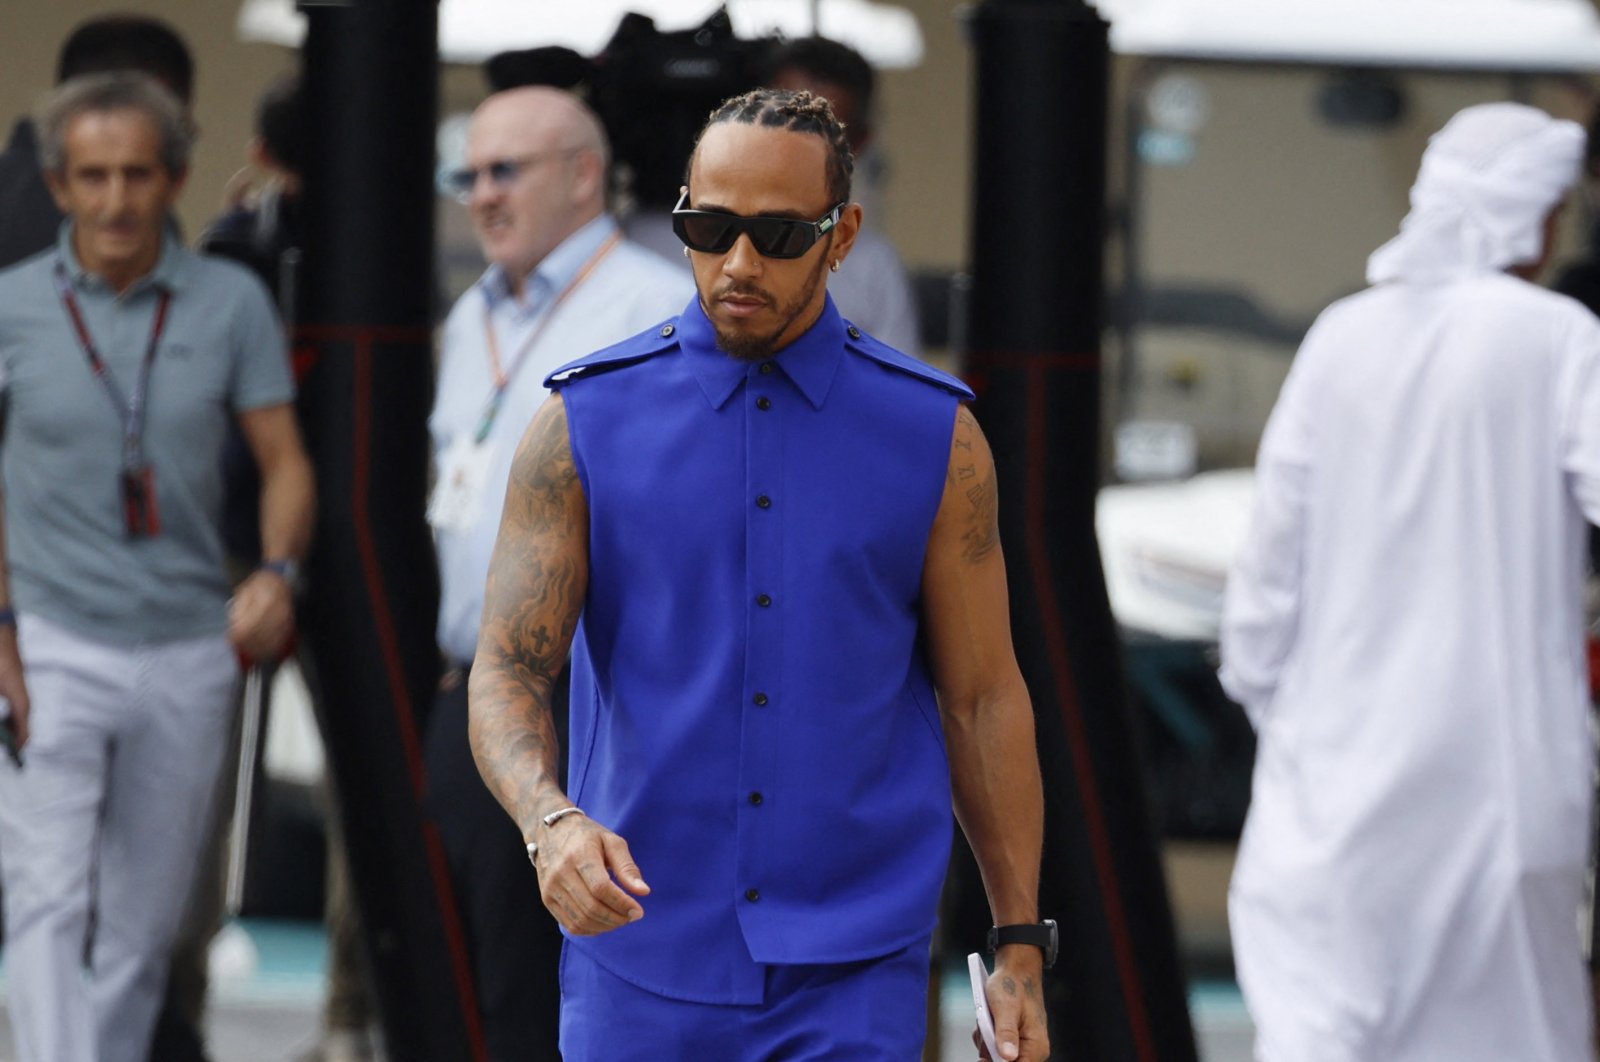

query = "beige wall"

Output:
[[873, 1, 973, 270], [1130, 65, 1592, 322]]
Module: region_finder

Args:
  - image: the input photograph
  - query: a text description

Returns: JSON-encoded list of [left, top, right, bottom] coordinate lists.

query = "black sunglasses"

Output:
[[672, 189, 844, 260]]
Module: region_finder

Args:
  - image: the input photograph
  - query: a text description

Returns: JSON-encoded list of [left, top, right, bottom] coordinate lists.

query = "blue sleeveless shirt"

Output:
[[547, 294, 973, 1004]]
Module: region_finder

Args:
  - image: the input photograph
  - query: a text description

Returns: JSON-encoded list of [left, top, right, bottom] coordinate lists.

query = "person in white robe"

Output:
[[1220, 102, 1600, 1062]]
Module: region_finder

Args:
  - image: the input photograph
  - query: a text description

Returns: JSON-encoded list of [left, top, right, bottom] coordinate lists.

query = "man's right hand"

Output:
[[977, 948, 1050, 1062], [0, 625, 31, 750], [532, 814, 650, 936], [228, 569, 296, 663]]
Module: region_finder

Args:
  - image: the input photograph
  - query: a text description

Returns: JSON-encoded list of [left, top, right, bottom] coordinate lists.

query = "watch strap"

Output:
[[260, 557, 301, 591], [987, 919, 1058, 969]]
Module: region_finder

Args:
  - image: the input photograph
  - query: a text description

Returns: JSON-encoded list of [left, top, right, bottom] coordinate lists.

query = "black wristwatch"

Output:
[[988, 919, 1058, 969]]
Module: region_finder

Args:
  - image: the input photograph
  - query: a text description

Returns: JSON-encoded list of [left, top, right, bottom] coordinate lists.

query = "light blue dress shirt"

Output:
[[430, 215, 690, 663]]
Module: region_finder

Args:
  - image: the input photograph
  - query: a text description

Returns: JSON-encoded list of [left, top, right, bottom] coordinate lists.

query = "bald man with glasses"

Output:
[[424, 85, 688, 1060]]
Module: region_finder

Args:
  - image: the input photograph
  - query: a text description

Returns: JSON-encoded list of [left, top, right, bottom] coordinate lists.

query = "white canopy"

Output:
[[237, 0, 924, 69], [1090, 0, 1600, 71]]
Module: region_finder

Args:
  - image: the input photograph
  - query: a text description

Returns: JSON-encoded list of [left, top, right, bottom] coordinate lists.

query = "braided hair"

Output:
[[691, 88, 853, 205]]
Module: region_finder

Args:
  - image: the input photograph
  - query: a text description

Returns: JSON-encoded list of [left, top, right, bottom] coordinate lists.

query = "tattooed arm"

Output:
[[468, 393, 648, 936], [922, 404, 1048, 1062]]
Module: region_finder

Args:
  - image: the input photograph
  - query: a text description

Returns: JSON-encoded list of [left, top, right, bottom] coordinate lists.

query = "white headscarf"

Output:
[[1366, 103, 1585, 285]]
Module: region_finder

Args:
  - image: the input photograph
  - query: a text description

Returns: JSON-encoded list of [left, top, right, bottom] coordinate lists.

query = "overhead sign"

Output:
[[1090, 0, 1600, 71], [237, 0, 925, 69]]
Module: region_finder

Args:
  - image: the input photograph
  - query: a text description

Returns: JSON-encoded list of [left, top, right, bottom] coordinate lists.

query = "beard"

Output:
[[708, 251, 830, 362]]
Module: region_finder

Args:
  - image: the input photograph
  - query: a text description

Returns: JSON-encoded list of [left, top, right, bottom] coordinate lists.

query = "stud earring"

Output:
[[682, 246, 690, 259], [829, 260, 840, 273]]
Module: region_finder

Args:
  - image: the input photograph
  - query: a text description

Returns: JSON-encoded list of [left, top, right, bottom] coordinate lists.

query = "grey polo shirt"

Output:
[[0, 225, 293, 642]]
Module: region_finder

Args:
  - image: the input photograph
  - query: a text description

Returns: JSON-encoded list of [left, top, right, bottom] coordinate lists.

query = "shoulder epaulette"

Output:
[[843, 321, 974, 400], [545, 318, 681, 389]]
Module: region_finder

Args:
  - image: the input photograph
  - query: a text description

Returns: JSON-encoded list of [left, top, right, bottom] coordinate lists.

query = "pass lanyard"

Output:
[[53, 261, 171, 469], [476, 231, 622, 444]]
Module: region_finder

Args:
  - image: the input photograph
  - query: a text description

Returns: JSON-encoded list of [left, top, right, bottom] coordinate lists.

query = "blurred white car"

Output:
[[1095, 468, 1258, 838], [1096, 468, 1254, 641]]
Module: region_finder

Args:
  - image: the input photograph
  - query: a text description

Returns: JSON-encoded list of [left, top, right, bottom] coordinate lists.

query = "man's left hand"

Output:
[[975, 946, 1049, 1062], [229, 568, 295, 663]]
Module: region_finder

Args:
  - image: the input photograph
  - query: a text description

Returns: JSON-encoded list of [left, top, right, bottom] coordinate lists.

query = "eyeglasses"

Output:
[[438, 149, 580, 203], [671, 189, 845, 260]]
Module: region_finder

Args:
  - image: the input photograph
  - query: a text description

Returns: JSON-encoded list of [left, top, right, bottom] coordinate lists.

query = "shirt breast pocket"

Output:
[[149, 339, 235, 434]]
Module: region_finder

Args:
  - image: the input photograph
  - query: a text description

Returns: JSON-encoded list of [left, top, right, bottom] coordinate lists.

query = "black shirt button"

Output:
[[756, 396, 772, 410], [749, 791, 764, 806], [756, 494, 771, 509], [759, 362, 775, 374], [753, 692, 769, 706], [745, 888, 761, 902], [756, 593, 772, 607], [847, 325, 862, 340]]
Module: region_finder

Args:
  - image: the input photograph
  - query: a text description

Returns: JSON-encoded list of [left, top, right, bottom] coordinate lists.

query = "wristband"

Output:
[[988, 919, 1059, 969], [0, 607, 16, 627]]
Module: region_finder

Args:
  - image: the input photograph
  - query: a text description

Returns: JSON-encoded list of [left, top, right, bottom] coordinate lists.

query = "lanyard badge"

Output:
[[120, 463, 161, 538], [53, 262, 171, 539]]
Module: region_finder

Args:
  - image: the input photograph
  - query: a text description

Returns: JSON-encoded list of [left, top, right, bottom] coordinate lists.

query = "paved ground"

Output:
[[0, 920, 1255, 1060]]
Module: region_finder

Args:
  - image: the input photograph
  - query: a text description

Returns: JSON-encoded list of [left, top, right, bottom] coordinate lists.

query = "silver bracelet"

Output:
[[525, 807, 585, 869], [541, 806, 585, 827]]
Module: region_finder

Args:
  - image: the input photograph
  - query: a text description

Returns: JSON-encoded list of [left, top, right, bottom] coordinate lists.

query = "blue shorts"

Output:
[[558, 936, 933, 1061]]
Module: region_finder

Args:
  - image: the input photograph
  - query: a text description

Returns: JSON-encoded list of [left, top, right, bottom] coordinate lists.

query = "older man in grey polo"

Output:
[[0, 73, 314, 1062]]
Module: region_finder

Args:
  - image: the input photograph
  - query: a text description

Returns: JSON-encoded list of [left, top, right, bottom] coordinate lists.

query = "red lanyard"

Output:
[[53, 261, 171, 469]]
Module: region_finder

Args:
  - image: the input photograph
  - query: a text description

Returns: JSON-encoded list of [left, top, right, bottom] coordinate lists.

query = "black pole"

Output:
[[296, 2, 483, 1059], [963, 2, 1199, 1058]]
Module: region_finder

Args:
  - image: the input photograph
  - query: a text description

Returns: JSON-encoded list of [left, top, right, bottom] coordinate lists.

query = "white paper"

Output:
[[427, 433, 498, 533], [968, 951, 1002, 1059]]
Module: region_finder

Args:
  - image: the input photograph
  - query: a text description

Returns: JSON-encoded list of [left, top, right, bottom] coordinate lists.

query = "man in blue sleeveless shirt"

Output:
[[469, 89, 1050, 1061]]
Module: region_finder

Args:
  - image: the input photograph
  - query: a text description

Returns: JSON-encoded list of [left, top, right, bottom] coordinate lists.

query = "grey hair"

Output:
[[37, 72, 193, 177]]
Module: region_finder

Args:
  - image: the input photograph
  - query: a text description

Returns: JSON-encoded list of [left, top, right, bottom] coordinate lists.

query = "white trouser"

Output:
[[0, 612, 239, 1062]]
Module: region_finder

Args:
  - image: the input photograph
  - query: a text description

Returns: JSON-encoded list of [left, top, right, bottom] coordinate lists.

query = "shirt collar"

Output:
[[478, 213, 616, 313], [55, 218, 190, 295], [678, 291, 846, 411]]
